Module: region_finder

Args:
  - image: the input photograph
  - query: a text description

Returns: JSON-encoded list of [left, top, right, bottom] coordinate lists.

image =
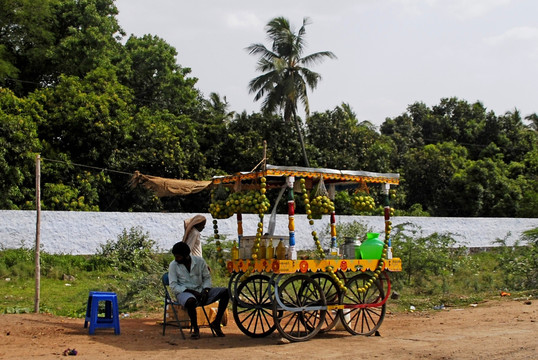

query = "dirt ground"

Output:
[[0, 298, 536, 360]]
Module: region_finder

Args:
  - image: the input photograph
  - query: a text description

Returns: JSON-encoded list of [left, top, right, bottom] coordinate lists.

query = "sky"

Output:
[[115, 0, 538, 127]]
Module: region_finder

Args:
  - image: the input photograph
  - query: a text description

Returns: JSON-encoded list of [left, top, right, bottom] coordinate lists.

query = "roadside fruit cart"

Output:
[[210, 164, 401, 342]]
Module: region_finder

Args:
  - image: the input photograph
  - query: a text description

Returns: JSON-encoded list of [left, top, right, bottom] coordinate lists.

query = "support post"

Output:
[[286, 176, 297, 260], [35, 154, 41, 313]]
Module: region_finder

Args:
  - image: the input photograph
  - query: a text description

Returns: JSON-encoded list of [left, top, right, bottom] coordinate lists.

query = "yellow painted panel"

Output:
[[227, 258, 402, 274]]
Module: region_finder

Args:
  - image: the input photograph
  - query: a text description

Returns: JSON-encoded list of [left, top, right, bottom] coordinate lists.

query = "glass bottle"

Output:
[[266, 238, 274, 259], [276, 239, 286, 260], [231, 240, 239, 261], [258, 239, 267, 260]]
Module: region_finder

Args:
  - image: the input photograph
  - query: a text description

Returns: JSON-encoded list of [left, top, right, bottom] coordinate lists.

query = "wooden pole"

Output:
[[34, 154, 41, 313]]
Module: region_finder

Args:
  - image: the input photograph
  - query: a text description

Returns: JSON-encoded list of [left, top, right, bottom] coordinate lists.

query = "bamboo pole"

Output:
[[35, 154, 41, 313]]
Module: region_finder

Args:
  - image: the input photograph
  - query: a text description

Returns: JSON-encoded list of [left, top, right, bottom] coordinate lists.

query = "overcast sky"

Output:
[[115, 0, 537, 127]]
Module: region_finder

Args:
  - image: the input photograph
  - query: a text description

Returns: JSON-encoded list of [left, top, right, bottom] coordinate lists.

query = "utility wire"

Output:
[[41, 157, 132, 176]]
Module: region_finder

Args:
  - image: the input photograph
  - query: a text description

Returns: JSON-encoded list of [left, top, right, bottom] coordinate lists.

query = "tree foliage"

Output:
[[382, 97, 537, 217], [0, 3, 536, 217], [0, 89, 41, 209], [118, 34, 199, 116]]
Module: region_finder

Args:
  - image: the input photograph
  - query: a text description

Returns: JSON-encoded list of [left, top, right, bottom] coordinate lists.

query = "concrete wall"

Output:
[[0, 210, 537, 255]]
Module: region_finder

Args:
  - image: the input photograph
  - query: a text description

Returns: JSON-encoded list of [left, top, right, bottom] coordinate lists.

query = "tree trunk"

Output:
[[292, 109, 310, 167]]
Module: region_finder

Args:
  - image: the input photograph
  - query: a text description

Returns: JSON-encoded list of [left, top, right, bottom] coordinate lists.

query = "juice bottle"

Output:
[[258, 239, 267, 260], [266, 238, 274, 259], [276, 239, 286, 260], [231, 240, 239, 260]]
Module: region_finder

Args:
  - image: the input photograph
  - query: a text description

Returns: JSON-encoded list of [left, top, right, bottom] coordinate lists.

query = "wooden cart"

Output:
[[211, 164, 401, 342]]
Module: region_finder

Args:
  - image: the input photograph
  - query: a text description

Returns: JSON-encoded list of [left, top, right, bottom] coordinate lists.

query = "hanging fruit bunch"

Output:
[[225, 191, 242, 213], [237, 189, 270, 215], [310, 195, 335, 218], [310, 178, 334, 218], [209, 186, 234, 219], [351, 192, 376, 213], [351, 181, 376, 214], [210, 181, 270, 218]]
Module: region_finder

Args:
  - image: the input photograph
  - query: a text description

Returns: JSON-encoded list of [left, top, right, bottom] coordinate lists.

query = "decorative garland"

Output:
[[240, 176, 267, 282], [212, 218, 225, 266], [355, 190, 394, 293], [300, 178, 348, 293], [221, 176, 393, 293], [213, 176, 269, 272]]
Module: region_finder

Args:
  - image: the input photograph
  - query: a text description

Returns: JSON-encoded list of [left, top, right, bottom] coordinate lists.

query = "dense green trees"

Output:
[[307, 103, 396, 172], [0, 2, 536, 217], [0, 89, 42, 209], [381, 98, 537, 217], [118, 34, 199, 116]]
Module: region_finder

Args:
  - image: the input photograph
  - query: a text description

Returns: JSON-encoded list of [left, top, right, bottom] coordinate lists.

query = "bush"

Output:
[[2, 226, 537, 316], [391, 223, 466, 293], [95, 226, 160, 272], [493, 228, 538, 290], [202, 235, 231, 287], [0, 247, 34, 278]]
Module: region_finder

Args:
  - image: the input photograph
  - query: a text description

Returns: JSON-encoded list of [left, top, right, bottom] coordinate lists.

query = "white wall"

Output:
[[0, 210, 536, 254]]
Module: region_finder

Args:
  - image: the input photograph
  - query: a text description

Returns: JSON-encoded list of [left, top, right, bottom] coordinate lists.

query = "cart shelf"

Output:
[[226, 257, 402, 274]]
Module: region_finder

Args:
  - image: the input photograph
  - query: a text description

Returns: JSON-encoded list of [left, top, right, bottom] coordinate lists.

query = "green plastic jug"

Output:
[[359, 233, 384, 259]]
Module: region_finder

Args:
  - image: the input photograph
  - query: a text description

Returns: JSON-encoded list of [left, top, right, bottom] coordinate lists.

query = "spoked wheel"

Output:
[[227, 271, 241, 303], [340, 273, 386, 336], [232, 274, 277, 338], [310, 273, 341, 332], [273, 275, 326, 342]]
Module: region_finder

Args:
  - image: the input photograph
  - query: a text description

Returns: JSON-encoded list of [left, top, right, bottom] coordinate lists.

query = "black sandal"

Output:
[[191, 331, 200, 340], [210, 322, 225, 337]]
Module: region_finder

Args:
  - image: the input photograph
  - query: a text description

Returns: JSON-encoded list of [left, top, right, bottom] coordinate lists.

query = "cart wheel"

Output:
[[273, 274, 326, 342], [228, 271, 242, 303], [310, 273, 341, 332], [233, 274, 277, 338], [340, 273, 386, 336]]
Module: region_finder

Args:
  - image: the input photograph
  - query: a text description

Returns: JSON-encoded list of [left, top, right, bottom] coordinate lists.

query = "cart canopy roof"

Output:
[[131, 165, 399, 197], [212, 164, 399, 186]]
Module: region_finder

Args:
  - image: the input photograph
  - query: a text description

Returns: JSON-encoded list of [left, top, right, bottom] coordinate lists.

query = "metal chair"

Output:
[[162, 273, 215, 339]]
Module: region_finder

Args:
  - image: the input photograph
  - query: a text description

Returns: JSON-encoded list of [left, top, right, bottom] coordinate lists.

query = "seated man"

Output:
[[168, 242, 229, 339]]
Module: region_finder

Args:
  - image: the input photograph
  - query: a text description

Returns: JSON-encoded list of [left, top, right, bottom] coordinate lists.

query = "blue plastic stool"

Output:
[[84, 291, 120, 335]]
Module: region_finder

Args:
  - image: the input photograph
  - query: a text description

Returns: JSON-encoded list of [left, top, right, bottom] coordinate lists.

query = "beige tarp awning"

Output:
[[129, 171, 212, 197]]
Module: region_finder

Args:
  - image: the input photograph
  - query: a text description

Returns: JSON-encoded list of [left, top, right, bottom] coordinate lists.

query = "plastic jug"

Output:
[[359, 233, 384, 259]]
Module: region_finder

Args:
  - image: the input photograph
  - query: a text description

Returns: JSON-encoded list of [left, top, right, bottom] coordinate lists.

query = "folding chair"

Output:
[[162, 273, 216, 339]]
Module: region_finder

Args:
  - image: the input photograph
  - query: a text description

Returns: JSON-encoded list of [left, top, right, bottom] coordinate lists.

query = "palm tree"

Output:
[[247, 17, 336, 167], [525, 113, 538, 131]]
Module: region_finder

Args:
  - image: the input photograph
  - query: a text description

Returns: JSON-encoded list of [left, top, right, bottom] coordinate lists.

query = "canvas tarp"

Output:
[[130, 171, 212, 197]]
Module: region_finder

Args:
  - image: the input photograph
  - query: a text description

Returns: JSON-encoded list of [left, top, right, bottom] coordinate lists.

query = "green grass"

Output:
[[2, 225, 536, 318], [0, 249, 230, 318]]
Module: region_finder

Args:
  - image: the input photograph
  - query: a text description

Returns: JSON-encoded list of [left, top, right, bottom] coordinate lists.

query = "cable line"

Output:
[[40, 157, 132, 176]]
